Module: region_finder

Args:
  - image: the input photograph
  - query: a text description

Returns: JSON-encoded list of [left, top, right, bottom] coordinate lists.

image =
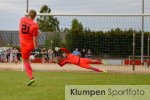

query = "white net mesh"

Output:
[[1, 14, 150, 73]]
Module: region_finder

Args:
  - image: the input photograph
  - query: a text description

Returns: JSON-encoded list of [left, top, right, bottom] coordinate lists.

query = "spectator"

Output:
[[0, 52, 1, 62], [17, 49, 21, 61], [12, 48, 19, 63], [72, 48, 80, 56], [48, 49, 54, 63], [41, 48, 48, 63], [54, 49, 61, 57], [6, 49, 11, 62], [9, 48, 18, 63], [1, 50, 5, 62], [9, 47, 13, 62], [86, 49, 92, 58], [80, 49, 86, 58]]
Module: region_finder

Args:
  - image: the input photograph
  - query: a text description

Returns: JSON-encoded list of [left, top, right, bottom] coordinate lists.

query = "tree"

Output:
[[52, 32, 62, 48], [44, 32, 62, 49], [70, 19, 83, 33], [37, 5, 60, 32], [66, 19, 84, 51]]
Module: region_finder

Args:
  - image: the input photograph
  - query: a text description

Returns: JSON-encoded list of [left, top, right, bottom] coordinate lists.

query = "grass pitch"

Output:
[[0, 71, 150, 100]]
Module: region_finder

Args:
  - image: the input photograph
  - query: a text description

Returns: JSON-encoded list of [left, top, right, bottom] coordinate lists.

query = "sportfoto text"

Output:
[[70, 88, 145, 97]]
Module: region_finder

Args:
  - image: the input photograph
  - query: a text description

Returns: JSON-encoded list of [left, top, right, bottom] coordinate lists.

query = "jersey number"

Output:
[[22, 24, 30, 34]]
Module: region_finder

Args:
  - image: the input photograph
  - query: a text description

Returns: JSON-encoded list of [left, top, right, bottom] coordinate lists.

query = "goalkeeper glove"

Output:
[[55, 47, 60, 51]]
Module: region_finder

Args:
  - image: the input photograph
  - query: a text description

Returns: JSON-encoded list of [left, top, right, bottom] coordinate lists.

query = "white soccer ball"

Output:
[[29, 55, 35, 61]]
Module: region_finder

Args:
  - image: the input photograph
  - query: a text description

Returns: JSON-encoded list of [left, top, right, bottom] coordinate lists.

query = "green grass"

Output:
[[0, 71, 150, 100]]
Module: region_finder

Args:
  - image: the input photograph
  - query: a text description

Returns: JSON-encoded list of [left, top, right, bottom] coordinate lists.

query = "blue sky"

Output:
[[0, 0, 150, 30]]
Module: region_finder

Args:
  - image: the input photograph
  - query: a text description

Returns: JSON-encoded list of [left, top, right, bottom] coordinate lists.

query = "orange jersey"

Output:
[[58, 48, 91, 68], [58, 54, 91, 68], [60, 54, 80, 65], [19, 17, 39, 49], [58, 48, 79, 66]]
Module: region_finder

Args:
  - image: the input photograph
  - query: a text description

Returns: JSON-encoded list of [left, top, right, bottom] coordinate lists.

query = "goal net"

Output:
[[1, 13, 150, 73], [29, 13, 150, 73]]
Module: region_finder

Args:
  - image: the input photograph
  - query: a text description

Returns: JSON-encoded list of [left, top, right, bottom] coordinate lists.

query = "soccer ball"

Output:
[[29, 55, 35, 61]]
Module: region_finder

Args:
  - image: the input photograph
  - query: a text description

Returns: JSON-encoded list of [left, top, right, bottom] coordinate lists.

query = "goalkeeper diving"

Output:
[[54, 47, 108, 73]]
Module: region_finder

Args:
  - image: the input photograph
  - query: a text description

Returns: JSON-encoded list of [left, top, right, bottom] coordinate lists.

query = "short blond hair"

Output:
[[28, 9, 37, 19]]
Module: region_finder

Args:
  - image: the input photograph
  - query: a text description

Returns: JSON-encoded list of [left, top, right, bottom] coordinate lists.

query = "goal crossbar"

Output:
[[24, 13, 150, 16]]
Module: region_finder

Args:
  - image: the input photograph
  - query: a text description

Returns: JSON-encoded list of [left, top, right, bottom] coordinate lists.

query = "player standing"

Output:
[[55, 47, 107, 73], [19, 9, 39, 86]]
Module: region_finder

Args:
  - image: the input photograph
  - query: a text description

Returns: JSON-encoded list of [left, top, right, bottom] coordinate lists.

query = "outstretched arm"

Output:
[[55, 47, 71, 54], [60, 48, 71, 54]]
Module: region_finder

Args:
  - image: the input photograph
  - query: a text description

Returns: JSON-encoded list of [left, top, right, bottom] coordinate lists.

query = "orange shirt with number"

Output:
[[19, 17, 39, 50]]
